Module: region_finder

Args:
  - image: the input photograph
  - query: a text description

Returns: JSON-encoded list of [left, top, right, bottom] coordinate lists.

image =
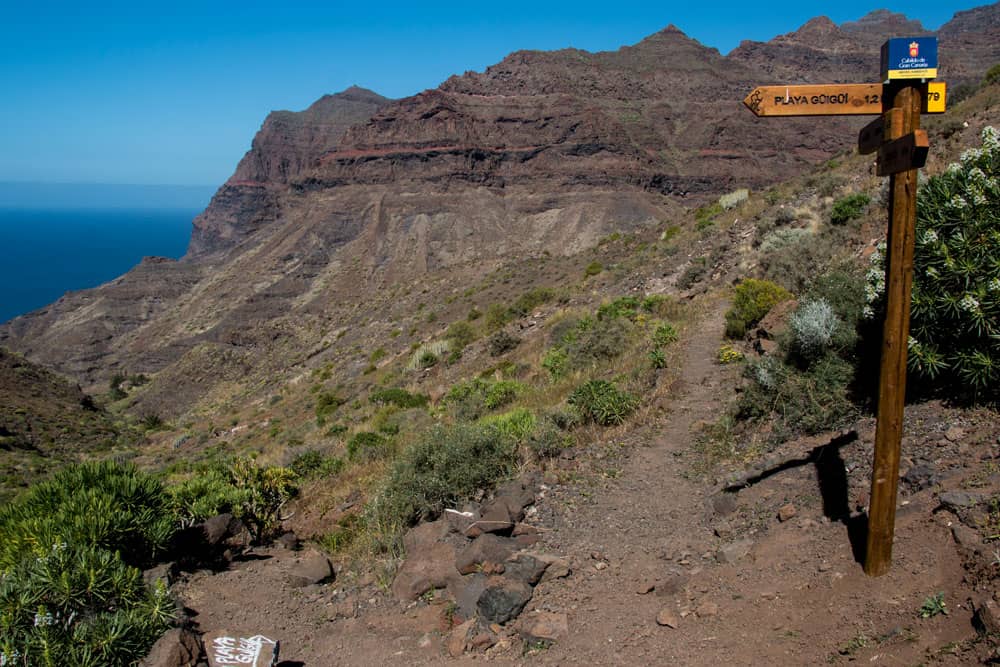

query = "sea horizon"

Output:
[[0, 183, 213, 324]]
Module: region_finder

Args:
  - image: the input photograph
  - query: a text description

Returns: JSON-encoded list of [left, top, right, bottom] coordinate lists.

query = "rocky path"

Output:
[[528, 301, 739, 663], [529, 304, 976, 665], [172, 303, 985, 666]]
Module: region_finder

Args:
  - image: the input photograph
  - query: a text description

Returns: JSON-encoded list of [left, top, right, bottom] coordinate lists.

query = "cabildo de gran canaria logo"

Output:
[[881, 36, 938, 81]]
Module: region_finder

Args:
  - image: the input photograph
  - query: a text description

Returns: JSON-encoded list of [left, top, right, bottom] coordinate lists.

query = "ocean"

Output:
[[0, 207, 200, 324]]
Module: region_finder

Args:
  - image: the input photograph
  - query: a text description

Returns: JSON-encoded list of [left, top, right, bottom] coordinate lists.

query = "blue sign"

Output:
[[881, 37, 938, 81]]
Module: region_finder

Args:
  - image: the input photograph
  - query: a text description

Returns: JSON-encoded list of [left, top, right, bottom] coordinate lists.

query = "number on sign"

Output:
[[865, 94, 880, 105]]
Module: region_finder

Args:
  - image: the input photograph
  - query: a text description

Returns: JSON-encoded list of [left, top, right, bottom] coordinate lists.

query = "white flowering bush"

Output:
[[867, 126, 1000, 400], [789, 298, 840, 360]]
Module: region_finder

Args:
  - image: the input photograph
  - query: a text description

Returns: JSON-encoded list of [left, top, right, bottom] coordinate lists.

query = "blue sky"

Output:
[[0, 1, 986, 187]]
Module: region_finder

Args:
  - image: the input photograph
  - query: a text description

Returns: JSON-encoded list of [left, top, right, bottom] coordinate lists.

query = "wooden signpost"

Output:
[[744, 38, 943, 577]]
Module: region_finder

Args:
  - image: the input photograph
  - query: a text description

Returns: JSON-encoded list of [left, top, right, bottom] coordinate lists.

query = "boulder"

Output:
[[710, 493, 738, 517], [717, 539, 753, 564], [518, 611, 568, 643], [446, 619, 475, 658], [276, 531, 300, 550], [777, 504, 797, 522], [452, 573, 490, 620], [143, 562, 177, 591], [477, 578, 533, 624], [503, 553, 549, 586], [456, 534, 518, 575], [140, 628, 200, 667], [286, 549, 334, 587], [391, 519, 461, 601], [392, 541, 459, 601], [656, 608, 680, 628], [201, 513, 242, 546], [444, 508, 478, 535], [490, 479, 536, 522], [939, 490, 981, 512], [903, 464, 940, 491], [974, 597, 1000, 634]]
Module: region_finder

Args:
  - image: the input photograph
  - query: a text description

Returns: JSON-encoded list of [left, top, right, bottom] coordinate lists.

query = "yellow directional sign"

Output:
[[744, 84, 882, 116], [744, 83, 948, 117], [926, 81, 946, 113]]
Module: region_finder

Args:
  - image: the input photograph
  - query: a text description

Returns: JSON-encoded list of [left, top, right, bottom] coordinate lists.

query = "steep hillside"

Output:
[[0, 348, 126, 501]]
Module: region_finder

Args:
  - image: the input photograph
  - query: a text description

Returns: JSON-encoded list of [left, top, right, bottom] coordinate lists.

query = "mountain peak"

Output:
[[841, 8, 926, 38]]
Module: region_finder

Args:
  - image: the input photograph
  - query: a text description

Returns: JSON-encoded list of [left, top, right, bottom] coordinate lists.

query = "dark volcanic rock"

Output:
[[477, 577, 533, 624]]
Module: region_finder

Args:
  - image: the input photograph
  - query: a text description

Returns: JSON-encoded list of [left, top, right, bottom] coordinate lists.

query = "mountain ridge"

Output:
[[2, 5, 999, 417]]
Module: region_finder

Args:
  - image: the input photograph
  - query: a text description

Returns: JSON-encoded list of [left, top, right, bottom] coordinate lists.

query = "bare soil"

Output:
[[174, 303, 1000, 665]]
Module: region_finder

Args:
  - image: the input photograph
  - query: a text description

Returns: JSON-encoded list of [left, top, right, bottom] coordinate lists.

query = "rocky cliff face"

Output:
[[3, 7, 998, 414], [188, 87, 392, 256]]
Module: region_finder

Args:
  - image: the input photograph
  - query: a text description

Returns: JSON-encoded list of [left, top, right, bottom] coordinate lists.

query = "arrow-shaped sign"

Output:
[[744, 84, 883, 116], [745, 83, 948, 117]]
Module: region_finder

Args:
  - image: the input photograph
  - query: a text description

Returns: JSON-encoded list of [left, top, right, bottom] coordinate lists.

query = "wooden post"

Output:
[[864, 82, 923, 577]]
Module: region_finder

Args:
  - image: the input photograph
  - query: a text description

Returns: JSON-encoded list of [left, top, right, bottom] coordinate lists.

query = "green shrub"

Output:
[[566, 317, 630, 365], [866, 127, 1000, 400], [695, 202, 723, 227], [228, 458, 297, 544], [527, 422, 568, 459], [584, 261, 604, 277], [597, 296, 641, 322], [445, 321, 476, 353], [369, 347, 387, 363], [487, 330, 521, 357], [168, 467, 247, 527], [542, 347, 569, 379], [369, 387, 429, 409], [641, 294, 668, 313], [738, 355, 856, 437], [509, 287, 555, 317], [0, 461, 175, 666], [0, 543, 175, 667], [446, 377, 524, 419], [0, 461, 174, 570], [484, 303, 511, 331], [568, 380, 638, 426], [652, 322, 678, 347], [649, 348, 667, 369], [985, 63, 1000, 86], [478, 408, 536, 442], [290, 450, 344, 479], [369, 423, 520, 532], [677, 257, 709, 290], [347, 431, 391, 462], [725, 278, 793, 339], [315, 392, 344, 420], [830, 193, 870, 225], [484, 380, 525, 410]]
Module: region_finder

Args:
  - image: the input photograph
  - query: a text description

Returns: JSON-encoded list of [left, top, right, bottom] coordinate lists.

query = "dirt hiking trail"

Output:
[[176, 304, 984, 665]]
